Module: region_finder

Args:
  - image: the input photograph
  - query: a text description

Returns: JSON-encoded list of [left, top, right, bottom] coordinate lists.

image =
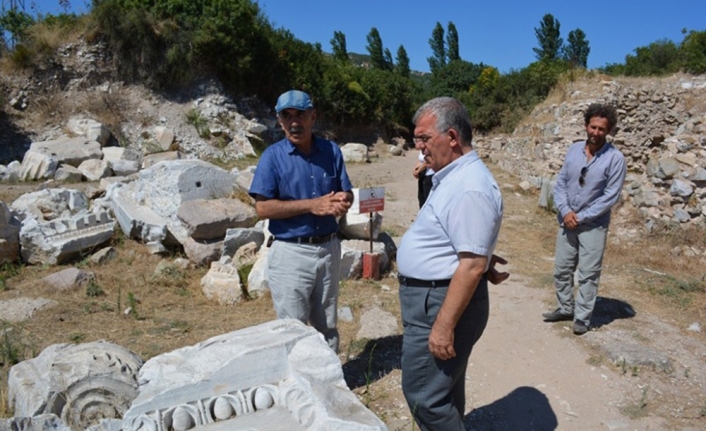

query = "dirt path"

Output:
[[346, 148, 699, 430]]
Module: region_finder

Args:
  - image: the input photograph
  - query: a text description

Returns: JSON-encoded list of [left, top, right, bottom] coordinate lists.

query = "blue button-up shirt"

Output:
[[554, 140, 627, 228], [397, 150, 503, 279], [249, 136, 353, 239]]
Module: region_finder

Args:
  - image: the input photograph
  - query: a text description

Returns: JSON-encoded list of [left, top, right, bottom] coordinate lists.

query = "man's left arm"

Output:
[[428, 252, 487, 360], [577, 155, 627, 225]]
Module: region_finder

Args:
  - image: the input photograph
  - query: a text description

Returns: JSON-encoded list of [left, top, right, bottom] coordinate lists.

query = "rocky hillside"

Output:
[[0, 39, 278, 169], [477, 73, 706, 242]]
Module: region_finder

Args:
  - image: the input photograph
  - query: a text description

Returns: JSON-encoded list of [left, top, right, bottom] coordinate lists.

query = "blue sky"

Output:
[[23, 0, 706, 73]]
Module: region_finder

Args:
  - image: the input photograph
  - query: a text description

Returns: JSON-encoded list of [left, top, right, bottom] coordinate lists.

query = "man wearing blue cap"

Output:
[[249, 90, 354, 352]]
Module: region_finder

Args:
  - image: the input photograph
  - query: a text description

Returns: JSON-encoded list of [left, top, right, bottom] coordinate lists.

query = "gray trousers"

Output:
[[267, 238, 341, 352], [399, 279, 489, 431], [553, 224, 608, 325]]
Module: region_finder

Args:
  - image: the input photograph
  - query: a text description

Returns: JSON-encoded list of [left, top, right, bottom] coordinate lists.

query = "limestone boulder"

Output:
[[28, 137, 102, 168], [18, 151, 58, 181], [341, 143, 369, 163], [339, 212, 383, 241], [200, 256, 243, 305], [177, 198, 257, 240], [67, 118, 112, 146]]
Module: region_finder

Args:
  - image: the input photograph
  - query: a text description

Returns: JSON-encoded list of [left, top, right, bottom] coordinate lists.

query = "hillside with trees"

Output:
[[1, 1, 705, 141]]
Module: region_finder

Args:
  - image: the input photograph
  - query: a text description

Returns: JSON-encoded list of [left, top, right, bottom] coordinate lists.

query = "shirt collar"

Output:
[[432, 150, 480, 185], [286, 135, 320, 155]]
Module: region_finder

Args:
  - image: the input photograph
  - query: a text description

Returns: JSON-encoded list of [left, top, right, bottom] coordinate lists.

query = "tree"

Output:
[[0, 8, 35, 47], [395, 45, 411, 77], [680, 29, 706, 74], [383, 48, 393, 70], [330, 30, 348, 62], [366, 27, 391, 70], [624, 39, 680, 76], [562, 29, 590, 67], [427, 22, 445, 73], [533, 13, 563, 61], [446, 22, 460, 62]]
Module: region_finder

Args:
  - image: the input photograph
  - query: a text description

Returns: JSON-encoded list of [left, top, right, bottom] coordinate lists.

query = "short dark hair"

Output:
[[413, 97, 473, 146], [584, 103, 618, 131]]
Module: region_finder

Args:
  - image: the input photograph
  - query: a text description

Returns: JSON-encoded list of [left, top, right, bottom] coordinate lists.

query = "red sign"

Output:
[[358, 187, 385, 213]]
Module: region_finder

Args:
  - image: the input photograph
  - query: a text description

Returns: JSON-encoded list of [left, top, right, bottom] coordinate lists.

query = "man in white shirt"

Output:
[[397, 97, 504, 431]]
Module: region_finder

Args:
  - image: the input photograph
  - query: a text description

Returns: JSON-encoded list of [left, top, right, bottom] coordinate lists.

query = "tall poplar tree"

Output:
[[446, 22, 460, 62], [331, 30, 349, 62], [366, 27, 391, 70], [395, 45, 411, 77], [427, 22, 446, 73], [533, 13, 563, 61]]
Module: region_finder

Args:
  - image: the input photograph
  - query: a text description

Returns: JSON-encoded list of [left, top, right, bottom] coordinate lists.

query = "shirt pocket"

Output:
[[318, 174, 337, 195]]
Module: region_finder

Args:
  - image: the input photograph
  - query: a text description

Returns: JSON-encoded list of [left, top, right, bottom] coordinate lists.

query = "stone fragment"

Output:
[[200, 256, 243, 305], [41, 267, 95, 291], [121, 320, 387, 431], [78, 158, 112, 181], [177, 198, 257, 240], [340, 143, 369, 163], [28, 137, 102, 167], [340, 212, 383, 241], [357, 306, 399, 340], [340, 240, 390, 280], [18, 151, 58, 181], [247, 244, 270, 298], [8, 342, 143, 431], [182, 237, 222, 266], [54, 164, 83, 182], [0, 297, 58, 323], [222, 227, 265, 257], [0, 414, 72, 431], [67, 118, 112, 146], [89, 247, 117, 264]]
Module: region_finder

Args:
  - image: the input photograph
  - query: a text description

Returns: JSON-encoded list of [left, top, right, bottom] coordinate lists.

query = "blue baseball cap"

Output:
[[275, 90, 313, 113]]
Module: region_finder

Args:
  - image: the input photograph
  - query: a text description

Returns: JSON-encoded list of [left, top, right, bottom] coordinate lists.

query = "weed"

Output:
[[363, 342, 378, 407], [126, 291, 139, 319], [0, 322, 35, 366], [238, 262, 254, 297], [0, 261, 21, 291], [186, 109, 210, 138], [69, 333, 86, 343], [86, 279, 105, 297]]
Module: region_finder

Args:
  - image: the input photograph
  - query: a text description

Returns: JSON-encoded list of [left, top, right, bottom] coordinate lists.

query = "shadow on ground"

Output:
[[591, 296, 636, 328], [342, 335, 402, 390], [464, 386, 558, 431]]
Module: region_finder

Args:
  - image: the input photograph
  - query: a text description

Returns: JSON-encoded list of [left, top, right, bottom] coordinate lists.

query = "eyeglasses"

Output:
[[412, 130, 447, 146], [579, 167, 588, 187]]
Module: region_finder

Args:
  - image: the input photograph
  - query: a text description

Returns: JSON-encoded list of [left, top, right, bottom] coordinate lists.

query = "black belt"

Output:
[[398, 275, 452, 288], [276, 233, 337, 245]]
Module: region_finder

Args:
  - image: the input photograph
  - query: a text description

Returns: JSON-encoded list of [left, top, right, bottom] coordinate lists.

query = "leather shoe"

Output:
[[573, 321, 589, 335], [542, 308, 573, 322]]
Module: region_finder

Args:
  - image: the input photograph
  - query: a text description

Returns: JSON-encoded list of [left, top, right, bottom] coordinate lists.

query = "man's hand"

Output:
[[412, 161, 426, 179], [312, 191, 352, 217], [429, 319, 456, 360], [486, 254, 509, 285], [563, 211, 579, 229]]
